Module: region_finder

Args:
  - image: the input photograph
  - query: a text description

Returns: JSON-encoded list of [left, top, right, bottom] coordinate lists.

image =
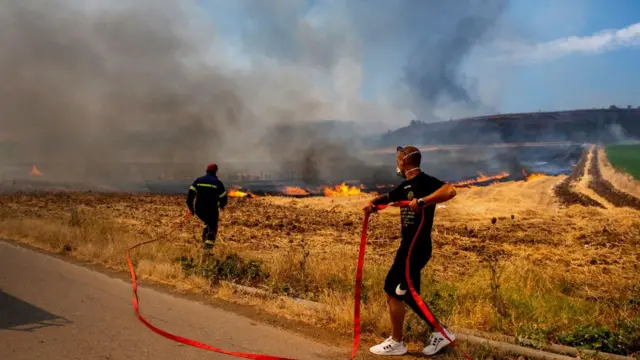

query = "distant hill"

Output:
[[368, 107, 640, 148]]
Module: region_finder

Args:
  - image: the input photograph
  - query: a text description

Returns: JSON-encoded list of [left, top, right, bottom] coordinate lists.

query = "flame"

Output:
[[229, 189, 249, 197], [227, 186, 260, 198], [452, 172, 510, 187], [522, 169, 546, 182], [30, 165, 42, 176], [283, 186, 309, 196], [324, 183, 363, 197], [526, 173, 546, 181]]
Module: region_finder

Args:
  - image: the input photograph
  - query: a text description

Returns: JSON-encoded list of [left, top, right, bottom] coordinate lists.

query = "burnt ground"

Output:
[[553, 149, 605, 208], [1, 171, 640, 357], [589, 149, 640, 210]]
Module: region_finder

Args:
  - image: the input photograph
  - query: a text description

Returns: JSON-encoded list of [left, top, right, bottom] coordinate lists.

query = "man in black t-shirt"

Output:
[[363, 145, 457, 357]]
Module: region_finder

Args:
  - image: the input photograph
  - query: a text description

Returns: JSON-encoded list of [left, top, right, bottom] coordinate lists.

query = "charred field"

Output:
[[1, 143, 584, 195], [1, 143, 640, 356]]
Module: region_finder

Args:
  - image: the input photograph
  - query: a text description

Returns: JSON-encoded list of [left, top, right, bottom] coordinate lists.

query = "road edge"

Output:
[[0, 237, 352, 352], [3, 237, 635, 360]]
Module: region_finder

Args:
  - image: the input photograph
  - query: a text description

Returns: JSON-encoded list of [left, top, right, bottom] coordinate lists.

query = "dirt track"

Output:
[[553, 148, 605, 208], [588, 148, 640, 210], [597, 148, 640, 199], [552, 145, 640, 210]]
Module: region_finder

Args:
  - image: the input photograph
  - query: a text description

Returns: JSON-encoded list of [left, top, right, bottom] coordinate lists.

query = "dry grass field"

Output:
[[1, 147, 639, 357], [599, 147, 640, 200]]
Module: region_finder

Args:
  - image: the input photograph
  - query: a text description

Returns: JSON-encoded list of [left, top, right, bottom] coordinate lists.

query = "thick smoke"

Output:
[[401, 0, 508, 119], [0, 0, 508, 186]]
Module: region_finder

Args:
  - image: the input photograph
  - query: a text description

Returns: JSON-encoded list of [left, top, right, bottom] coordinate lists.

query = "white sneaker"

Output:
[[423, 328, 455, 356], [369, 336, 408, 356]]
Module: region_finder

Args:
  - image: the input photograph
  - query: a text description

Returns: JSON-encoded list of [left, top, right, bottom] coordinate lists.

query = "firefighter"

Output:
[[186, 163, 228, 251], [363, 145, 457, 357]]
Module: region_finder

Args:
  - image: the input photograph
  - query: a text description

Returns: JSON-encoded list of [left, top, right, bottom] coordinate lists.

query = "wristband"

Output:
[[417, 198, 425, 207]]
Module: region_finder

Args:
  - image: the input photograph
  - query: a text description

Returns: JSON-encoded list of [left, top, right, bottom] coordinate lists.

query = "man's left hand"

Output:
[[363, 203, 376, 214], [408, 199, 420, 212]]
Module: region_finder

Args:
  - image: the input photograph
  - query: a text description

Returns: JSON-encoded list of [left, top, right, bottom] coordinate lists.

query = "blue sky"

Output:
[[198, 0, 640, 119], [494, 0, 640, 113]]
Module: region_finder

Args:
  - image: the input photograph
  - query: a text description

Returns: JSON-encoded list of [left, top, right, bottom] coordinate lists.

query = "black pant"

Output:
[[195, 211, 218, 250], [383, 240, 439, 331]]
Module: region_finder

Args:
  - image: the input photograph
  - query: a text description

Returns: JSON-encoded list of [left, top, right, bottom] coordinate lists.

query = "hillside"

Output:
[[371, 107, 640, 147], [3, 110, 639, 188]]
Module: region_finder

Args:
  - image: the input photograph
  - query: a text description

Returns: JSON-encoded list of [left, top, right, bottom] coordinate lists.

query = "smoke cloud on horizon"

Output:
[[0, 0, 509, 185]]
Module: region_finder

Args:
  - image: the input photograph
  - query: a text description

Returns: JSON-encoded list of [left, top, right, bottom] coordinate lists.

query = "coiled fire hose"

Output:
[[125, 201, 472, 359]]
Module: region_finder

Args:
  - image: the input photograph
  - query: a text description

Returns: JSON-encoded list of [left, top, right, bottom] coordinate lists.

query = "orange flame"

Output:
[[453, 172, 510, 187], [526, 173, 546, 181], [522, 169, 546, 182], [324, 183, 363, 197], [229, 189, 249, 197], [228, 186, 259, 198], [282, 186, 309, 196], [30, 165, 42, 176]]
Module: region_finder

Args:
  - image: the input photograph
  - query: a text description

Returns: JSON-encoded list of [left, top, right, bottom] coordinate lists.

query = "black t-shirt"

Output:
[[388, 172, 446, 245]]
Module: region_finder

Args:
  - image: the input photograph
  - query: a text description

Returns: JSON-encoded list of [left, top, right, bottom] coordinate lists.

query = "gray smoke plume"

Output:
[[608, 123, 640, 145], [0, 0, 508, 187], [400, 0, 508, 119]]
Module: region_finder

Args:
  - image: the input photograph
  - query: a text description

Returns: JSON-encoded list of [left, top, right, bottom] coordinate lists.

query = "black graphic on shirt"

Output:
[[388, 173, 446, 243]]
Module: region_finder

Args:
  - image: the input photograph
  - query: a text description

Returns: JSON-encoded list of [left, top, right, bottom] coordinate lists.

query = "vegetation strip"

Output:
[[226, 281, 636, 360], [605, 144, 640, 181], [587, 148, 640, 210], [598, 148, 640, 199]]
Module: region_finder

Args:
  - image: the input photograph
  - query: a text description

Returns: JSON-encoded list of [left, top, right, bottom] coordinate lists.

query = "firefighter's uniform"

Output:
[[186, 164, 228, 250]]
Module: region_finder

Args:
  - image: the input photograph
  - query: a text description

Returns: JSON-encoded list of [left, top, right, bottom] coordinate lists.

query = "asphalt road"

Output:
[[0, 241, 342, 360]]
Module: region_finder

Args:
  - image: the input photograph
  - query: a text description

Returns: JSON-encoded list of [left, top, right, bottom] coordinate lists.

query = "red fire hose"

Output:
[[125, 212, 295, 360], [353, 202, 471, 360], [126, 202, 471, 359]]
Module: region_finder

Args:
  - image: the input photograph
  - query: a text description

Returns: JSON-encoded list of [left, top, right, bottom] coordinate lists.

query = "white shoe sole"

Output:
[[423, 339, 452, 356], [369, 348, 408, 356]]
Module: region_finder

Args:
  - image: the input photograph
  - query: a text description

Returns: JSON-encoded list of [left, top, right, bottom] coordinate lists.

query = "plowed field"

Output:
[[1, 149, 639, 356]]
